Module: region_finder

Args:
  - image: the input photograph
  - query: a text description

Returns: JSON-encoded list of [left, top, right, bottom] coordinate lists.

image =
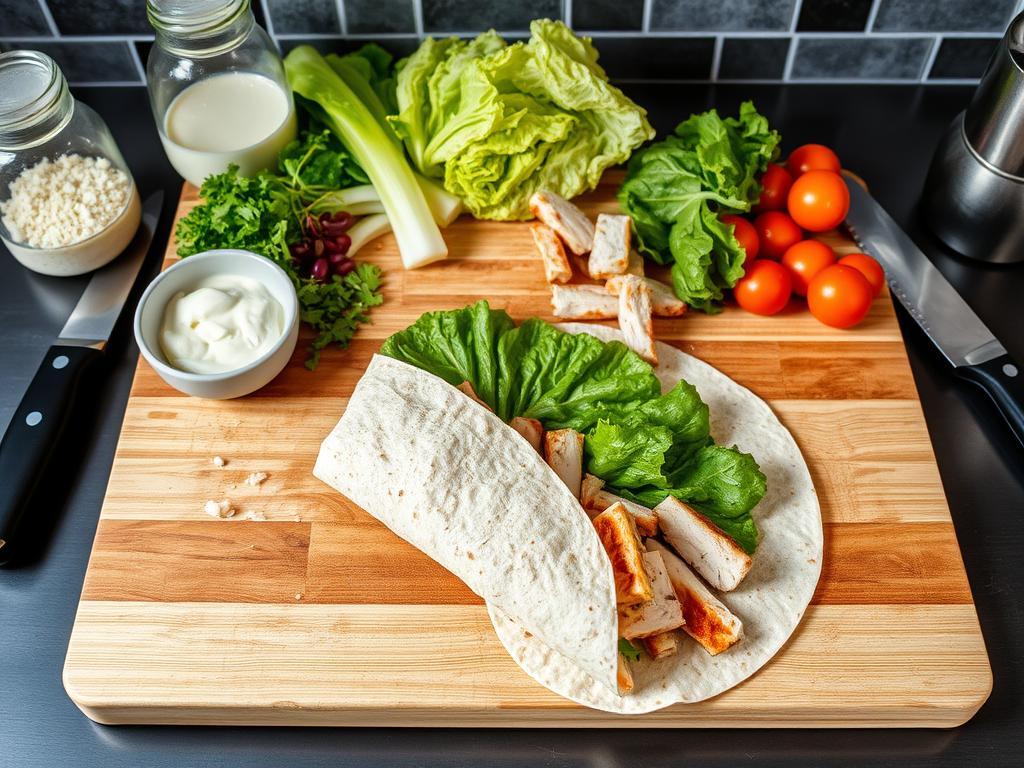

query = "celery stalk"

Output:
[[285, 46, 447, 270]]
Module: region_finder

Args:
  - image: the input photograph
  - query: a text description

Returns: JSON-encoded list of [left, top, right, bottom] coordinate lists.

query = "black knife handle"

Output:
[[0, 344, 102, 563], [955, 353, 1024, 448]]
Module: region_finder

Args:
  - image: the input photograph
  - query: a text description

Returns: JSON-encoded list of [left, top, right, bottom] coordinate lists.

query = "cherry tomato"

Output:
[[756, 164, 793, 211], [781, 240, 835, 297], [753, 211, 803, 260], [720, 214, 759, 263], [787, 170, 850, 232], [786, 144, 842, 177], [838, 253, 885, 297], [807, 264, 874, 329], [734, 259, 793, 316]]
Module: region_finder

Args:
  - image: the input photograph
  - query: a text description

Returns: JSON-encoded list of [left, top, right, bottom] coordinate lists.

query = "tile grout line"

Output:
[[260, 0, 276, 37], [865, 0, 882, 33], [789, 0, 804, 33], [642, 0, 652, 34], [35, 0, 60, 37], [336, 0, 348, 36], [782, 0, 804, 81], [919, 34, 943, 83], [127, 38, 147, 84], [564, 0, 572, 29], [709, 35, 723, 81], [413, 0, 424, 38]]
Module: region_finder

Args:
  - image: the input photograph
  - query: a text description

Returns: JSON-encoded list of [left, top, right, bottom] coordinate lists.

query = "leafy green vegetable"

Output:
[[618, 638, 642, 662], [380, 301, 765, 552], [619, 102, 780, 312], [389, 20, 654, 220], [175, 145, 383, 369], [285, 44, 448, 269]]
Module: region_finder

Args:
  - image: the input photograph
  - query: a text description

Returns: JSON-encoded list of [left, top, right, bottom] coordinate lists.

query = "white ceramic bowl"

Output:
[[134, 249, 299, 399]]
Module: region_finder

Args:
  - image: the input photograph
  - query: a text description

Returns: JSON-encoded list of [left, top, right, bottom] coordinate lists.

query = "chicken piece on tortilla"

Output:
[[642, 631, 679, 661], [617, 655, 635, 695], [592, 502, 654, 605], [606, 275, 687, 318], [530, 222, 573, 284], [654, 496, 752, 592], [529, 190, 595, 256], [648, 539, 743, 655], [616, 274, 657, 365], [588, 214, 631, 280], [618, 550, 685, 640], [625, 249, 645, 276], [543, 428, 584, 498], [456, 381, 491, 411], [510, 416, 544, 453], [551, 284, 618, 320], [581, 477, 659, 537]]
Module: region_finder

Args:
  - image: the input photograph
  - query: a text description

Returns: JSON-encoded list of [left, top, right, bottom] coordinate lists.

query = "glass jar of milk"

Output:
[[146, 0, 297, 187]]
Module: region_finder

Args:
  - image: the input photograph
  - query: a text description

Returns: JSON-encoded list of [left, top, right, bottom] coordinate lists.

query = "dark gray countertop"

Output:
[[1, 84, 1022, 768]]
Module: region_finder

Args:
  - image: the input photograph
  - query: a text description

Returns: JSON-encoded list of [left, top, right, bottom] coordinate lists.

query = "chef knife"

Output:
[[843, 176, 1024, 446], [0, 191, 163, 563]]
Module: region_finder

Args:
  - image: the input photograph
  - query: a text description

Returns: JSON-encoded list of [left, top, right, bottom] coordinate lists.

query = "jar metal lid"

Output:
[[0, 50, 73, 150]]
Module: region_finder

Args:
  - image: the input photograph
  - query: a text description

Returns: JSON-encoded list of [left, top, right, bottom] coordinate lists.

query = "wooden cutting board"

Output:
[[63, 172, 991, 727]]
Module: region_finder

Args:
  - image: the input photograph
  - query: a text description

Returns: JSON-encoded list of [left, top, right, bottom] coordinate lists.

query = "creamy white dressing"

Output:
[[160, 72, 297, 187], [159, 275, 285, 374]]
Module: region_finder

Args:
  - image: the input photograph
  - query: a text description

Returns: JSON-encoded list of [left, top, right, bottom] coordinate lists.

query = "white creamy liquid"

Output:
[[160, 72, 297, 187], [159, 274, 285, 374]]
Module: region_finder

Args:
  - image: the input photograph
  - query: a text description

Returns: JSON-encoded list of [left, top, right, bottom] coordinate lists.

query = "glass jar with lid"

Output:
[[146, 0, 297, 187], [0, 50, 141, 276]]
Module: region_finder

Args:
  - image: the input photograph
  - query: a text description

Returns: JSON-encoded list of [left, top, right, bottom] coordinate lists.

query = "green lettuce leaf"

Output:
[[380, 301, 764, 553], [389, 20, 654, 220], [619, 101, 780, 312]]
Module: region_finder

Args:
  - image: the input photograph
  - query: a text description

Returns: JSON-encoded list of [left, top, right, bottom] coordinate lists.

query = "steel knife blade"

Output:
[[843, 176, 1023, 446], [0, 190, 163, 564]]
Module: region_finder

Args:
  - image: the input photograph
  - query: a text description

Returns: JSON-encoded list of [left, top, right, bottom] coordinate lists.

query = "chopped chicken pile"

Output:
[[529, 190, 686, 366]]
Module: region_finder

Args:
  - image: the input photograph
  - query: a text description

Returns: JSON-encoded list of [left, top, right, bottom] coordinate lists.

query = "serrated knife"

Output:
[[0, 191, 163, 564], [843, 176, 1023, 446]]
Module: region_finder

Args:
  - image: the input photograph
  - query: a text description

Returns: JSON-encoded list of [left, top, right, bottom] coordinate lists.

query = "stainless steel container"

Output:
[[923, 11, 1024, 264]]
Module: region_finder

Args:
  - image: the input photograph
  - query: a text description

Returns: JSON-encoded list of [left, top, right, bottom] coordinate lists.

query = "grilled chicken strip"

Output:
[[456, 381, 491, 411], [592, 502, 654, 605], [647, 539, 743, 655], [510, 416, 544, 453], [625, 249, 645, 277], [654, 496, 752, 592], [618, 550, 686, 640], [616, 274, 657, 365], [543, 428, 584, 498], [551, 284, 619, 320], [530, 222, 573, 284], [642, 631, 679, 661], [588, 213, 632, 280], [529, 190, 595, 256], [606, 275, 687, 318], [580, 475, 659, 536]]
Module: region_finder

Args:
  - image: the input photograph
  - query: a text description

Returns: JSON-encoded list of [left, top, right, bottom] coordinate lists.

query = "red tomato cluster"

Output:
[[725, 143, 883, 329]]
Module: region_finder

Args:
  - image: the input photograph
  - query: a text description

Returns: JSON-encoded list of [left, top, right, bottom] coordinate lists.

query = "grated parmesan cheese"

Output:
[[0, 154, 132, 248], [203, 499, 235, 519], [244, 471, 268, 487]]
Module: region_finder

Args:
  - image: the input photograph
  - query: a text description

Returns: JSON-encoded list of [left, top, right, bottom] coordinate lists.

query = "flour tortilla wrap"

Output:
[[487, 324, 822, 713], [313, 354, 620, 693]]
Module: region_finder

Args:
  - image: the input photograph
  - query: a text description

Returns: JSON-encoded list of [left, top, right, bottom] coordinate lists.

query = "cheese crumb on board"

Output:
[[212, 455, 226, 467], [244, 471, 269, 487], [0, 154, 132, 248], [243, 511, 267, 521], [203, 499, 235, 519]]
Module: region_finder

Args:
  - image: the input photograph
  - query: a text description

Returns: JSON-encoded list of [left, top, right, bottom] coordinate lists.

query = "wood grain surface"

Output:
[[63, 172, 991, 727]]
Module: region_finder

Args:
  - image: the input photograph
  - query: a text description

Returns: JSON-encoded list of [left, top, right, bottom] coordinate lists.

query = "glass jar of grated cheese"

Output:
[[0, 50, 141, 276]]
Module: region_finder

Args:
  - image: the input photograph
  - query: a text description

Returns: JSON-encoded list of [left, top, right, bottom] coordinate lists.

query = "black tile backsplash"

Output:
[[572, 0, 644, 31], [792, 36, 934, 80], [929, 37, 1000, 79], [422, 0, 562, 32], [345, 0, 418, 35], [650, 0, 797, 31], [797, 0, 873, 32], [46, 0, 150, 35], [595, 36, 714, 80], [873, 0, 1017, 33], [266, 0, 341, 35], [718, 37, 790, 80], [1, 0, 1016, 83], [0, 0, 53, 36]]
